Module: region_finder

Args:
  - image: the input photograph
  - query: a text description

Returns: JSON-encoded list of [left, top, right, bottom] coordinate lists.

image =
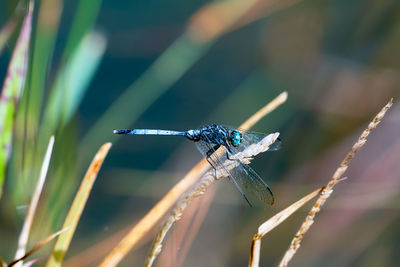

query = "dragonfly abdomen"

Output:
[[113, 129, 185, 136]]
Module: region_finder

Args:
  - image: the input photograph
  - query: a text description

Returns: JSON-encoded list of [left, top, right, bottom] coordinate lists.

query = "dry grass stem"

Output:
[[231, 0, 303, 34], [46, 143, 112, 267], [278, 99, 393, 267], [8, 228, 68, 267], [249, 187, 324, 267], [188, 0, 262, 43], [99, 92, 287, 267], [144, 133, 281, 267], [14, 136, 55, 266], [188, 0, 301, 43], [240, 91, 287, 130], [174, 187, 215, 267]]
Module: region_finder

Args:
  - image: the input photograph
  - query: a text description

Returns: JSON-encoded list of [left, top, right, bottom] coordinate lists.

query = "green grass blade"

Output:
[[42, 32, 106, 136], [26, 0, 63, 140], [61, 0, 102, 60], [60, 32, 107, 125], [0, 2, 33, 197]]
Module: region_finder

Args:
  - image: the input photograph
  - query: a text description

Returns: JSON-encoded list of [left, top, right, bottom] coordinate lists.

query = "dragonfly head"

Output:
[[229, 130, 242, 147]]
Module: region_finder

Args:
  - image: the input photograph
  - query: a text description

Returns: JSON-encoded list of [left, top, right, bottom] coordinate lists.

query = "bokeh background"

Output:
[[0, 0, 400, 266]]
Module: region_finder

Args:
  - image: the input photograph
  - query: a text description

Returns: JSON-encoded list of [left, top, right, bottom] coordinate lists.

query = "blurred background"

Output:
[[0, 0, 399, 266]]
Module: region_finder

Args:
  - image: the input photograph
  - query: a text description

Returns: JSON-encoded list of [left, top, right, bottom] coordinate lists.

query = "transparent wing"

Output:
[[195, 136, 274, 206], [222, 125, 277, 205], [194, 138, 221, 170], [195, 138, 254, 206], [228, 161, 274, 205], [222, 125, 282, 153]]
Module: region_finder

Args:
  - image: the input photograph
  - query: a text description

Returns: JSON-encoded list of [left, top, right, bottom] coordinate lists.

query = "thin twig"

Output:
[[14, 136, 55, 266], [278, 98, 393, 267], [144, 133, 281, 267], [240, 91, 287, 130], [99, 92, 287, 267]]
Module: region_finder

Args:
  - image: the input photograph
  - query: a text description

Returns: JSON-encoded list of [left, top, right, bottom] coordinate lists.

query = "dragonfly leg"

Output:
[[205, 145, 221, 178], [206, 144, 220, 158], [225, 151, 241, 163], [242, 193, 253, 207], [205, 157, 218, 178], [205, 145, 220, 169]]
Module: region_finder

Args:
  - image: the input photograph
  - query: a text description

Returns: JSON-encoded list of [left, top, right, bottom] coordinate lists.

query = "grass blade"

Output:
[[61, 0, 102, 59], [25, 0, 63, 142], [14, 136, 55, 266], [0, 1, 33, 198], [46, 142, 112, 267], [42, 31, 106, 136]]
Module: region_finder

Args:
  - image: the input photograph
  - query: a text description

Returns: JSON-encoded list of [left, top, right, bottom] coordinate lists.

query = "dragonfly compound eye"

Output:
[[229, 130, 242, 147]]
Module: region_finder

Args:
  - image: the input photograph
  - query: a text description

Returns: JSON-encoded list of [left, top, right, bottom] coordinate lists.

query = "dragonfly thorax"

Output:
[[198, 124, 231, 146]]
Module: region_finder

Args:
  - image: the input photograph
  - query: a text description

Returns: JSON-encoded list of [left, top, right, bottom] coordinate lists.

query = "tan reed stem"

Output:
[[278, 98, 393, 267]]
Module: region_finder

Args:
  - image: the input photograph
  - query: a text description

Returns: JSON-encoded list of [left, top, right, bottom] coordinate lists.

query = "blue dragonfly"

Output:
[[114, 124, 281, 206]]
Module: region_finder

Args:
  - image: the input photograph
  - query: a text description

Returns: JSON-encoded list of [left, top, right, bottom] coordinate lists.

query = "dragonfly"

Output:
[[113, 124, 281, 206]]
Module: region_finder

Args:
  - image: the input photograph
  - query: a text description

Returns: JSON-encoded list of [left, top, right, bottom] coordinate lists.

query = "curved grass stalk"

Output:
[[278, 98, 393, 267], [99, 92, 287, 267]]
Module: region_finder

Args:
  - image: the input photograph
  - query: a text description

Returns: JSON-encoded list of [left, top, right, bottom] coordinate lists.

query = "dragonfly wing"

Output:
[[194, 127, 276, 206], [195, 139, 254, 206], [194, 139, 222, 170], [228, 162, 275, 205]]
